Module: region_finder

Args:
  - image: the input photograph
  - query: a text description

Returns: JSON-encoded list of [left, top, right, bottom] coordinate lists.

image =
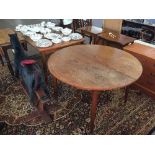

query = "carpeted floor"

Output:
[[1, 64, 155, 135]]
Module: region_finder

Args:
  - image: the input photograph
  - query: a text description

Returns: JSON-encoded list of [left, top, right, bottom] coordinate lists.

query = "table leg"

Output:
[[52, 76, 58, 100], [90, 91, 99, 134], [92, 36, 97, 44], [40, 53, 48, 83], [0, 54, 4, 66], [89, 36, 93, 44], [2, 47, 14, 76], [124, 86, 129, 103]]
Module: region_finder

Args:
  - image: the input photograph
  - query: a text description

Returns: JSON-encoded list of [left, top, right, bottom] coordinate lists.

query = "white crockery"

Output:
[[52, 38, 62, 44], [46, 22, 56, 28], [36, 39, 53, 47], [44, 33, 62, 40], [31, 26, 41, 33], [15, 24, 23, 31], [23, 31, 36, 36], [61, 28, 72, 36], [45, 28, 51, 33], [52, 26, 63, 32], [62, 36, 71, 42], [41, 21, 46, 27], [69, 33, 83, 40], [30, 34, 43, 42]]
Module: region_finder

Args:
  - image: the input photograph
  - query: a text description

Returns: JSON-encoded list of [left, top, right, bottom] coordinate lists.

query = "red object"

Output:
[[21, 59, 37, 66]]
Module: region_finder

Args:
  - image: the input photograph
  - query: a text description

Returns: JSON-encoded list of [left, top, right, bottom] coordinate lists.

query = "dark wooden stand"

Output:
[[20, 81, 51, 121]]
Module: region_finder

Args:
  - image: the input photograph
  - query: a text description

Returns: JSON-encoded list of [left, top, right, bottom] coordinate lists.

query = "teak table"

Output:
[[47, 45, 143, 133], [0, 28, 25, 76]]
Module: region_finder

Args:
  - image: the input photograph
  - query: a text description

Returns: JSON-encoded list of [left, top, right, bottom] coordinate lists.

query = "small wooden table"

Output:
[[47, 45, 142, 133], [97, 29, 136, 49], [0, 28, 25, 75], [77, 26, 103, 44]]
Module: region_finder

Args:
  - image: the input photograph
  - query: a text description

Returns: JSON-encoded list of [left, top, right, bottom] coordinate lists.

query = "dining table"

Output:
[[47, 45, 143, 133], [0, 28, 25, 76], [0, 27, 84, 76]]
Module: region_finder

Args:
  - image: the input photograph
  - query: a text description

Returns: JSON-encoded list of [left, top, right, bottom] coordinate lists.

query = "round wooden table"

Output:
[[47, 45, 142, 133]]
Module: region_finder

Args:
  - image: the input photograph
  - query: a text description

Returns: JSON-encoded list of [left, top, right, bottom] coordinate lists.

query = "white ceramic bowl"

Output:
[[41, 21, 46, 27], [62, 36, 71, 42], [15, 24, 23, 31], [61, 28, 72, 36], [52, 26, 63, 32], [46, 22, 56, 28]]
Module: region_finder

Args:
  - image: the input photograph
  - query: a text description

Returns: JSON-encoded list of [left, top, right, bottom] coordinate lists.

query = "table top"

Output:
[[98, 29, 136, 46], [48, 45, 142, 91], [26, 36, 84, 54], [0, 28, 25, 47], [79, 26, 103, 36]]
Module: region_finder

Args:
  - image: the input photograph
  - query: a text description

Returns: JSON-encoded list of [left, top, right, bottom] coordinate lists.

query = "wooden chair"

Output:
[[140, 27, 155, 43], [103, 19, 123, 34], [0, 48, 4, 66], [73, 19, 92, 44]]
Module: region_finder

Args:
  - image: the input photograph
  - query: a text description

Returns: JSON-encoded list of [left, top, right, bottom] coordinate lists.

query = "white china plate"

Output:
[[52, 38, 62, 44], [23, 31, 36, 36], [62, 36, 71, 42], [69, 33, 83, 40], [30, 34, 43, 42], [36, 39, 53, 47], [44, 33, 62, 40]]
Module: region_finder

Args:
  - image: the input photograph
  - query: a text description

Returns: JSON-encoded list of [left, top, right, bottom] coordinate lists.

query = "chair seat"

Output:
[[75, 28, 92, 38]]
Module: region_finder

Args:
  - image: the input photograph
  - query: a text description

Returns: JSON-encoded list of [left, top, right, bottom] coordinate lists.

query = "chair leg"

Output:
[[89, 36, 93, 44]]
